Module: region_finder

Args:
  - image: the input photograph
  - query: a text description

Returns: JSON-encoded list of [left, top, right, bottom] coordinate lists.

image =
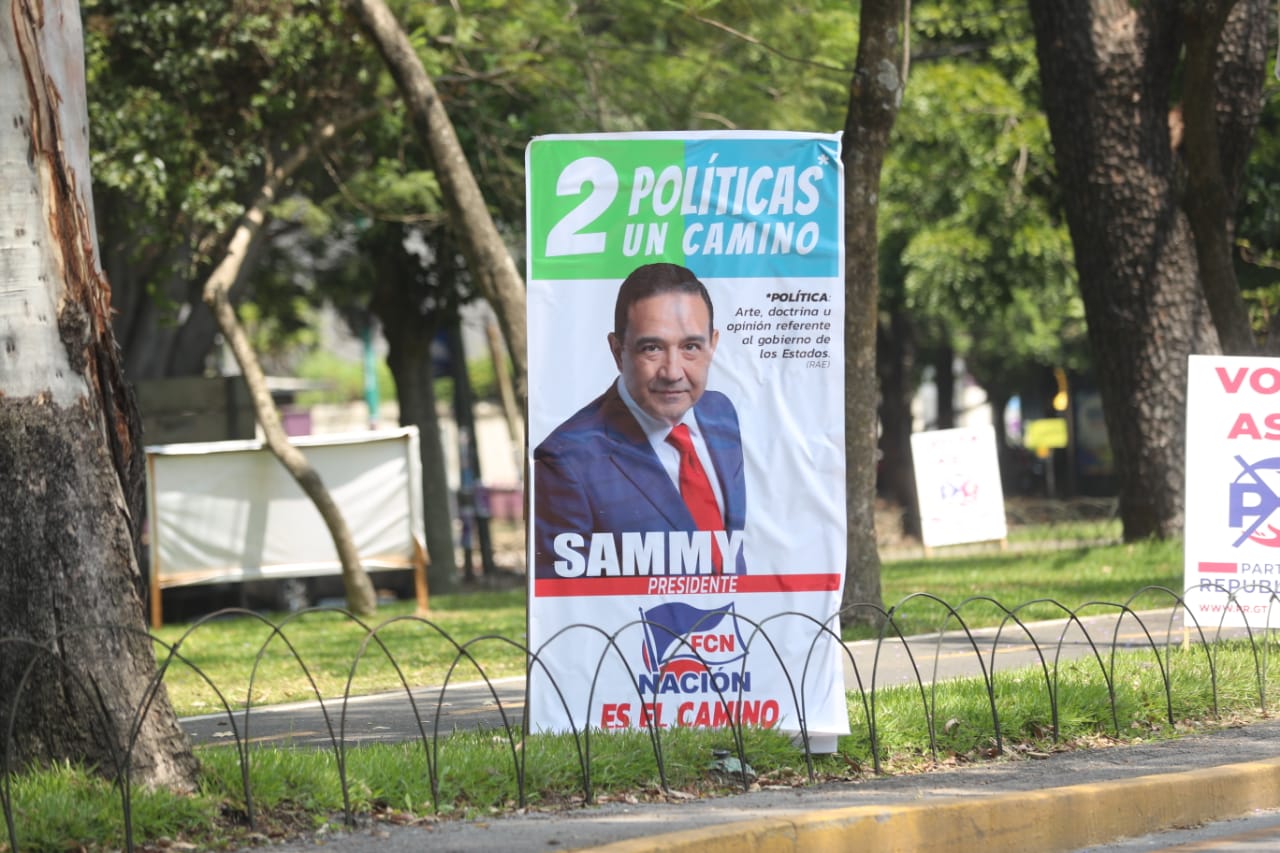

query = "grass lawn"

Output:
[[10, 639, 1277, 852], [153, 588, 527, 717], [12, 537, 1267, 853], [870, 538, 1184, 638]]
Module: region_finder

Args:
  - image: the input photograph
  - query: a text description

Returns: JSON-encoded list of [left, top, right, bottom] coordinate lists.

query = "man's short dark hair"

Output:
[[613, 263, 715, 340]]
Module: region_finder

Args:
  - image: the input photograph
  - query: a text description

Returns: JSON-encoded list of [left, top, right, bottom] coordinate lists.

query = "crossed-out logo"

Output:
[[1230, 456, 1280, 547], [1194, 455, 1280, 602], [615, 601, 781, 730], [1192, 455, 1280, 594]]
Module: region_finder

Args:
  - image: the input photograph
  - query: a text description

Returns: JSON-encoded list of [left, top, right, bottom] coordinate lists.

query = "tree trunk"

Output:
[[201, 135, 378, 617], [346, 0, 528, 417], [101, 209, 223, 382], [449, 323, 497, 580], [987, 387, 1014, 491], [840, 0, 905, 624], [1180, 0, 1269, 355], [0, 0, 197, 790], [1029, 1, 1220, 540], [362, 222, 461, 594], [933, 340, 955, 430], [379, 313, 460, 595], [878, 309, 921, 539]]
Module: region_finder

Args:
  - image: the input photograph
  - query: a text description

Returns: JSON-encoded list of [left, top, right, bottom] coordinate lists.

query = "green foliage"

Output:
[[881, 0, 1085, 396], [80, 0, 1273, 407], [464, 354, 501, 401], [1236, 57, 1280, 334], [235, 285, 322, 369], [84, 0, 419, 392], [84, 0, 377, 267], [341, 165, 442, 220], [294, 349, 397, 406], [380, 0, 861, 224], [912, 0, 1041, 93], [421, 0, 859, 133], [83, 0, 868, 385]]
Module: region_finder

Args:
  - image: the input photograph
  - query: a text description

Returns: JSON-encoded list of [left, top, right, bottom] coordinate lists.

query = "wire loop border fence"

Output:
[[4, 579, 1278, 852]]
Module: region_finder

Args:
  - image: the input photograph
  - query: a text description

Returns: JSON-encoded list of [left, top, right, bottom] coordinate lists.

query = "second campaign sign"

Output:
[[525, 131, 848, 741], [1185, 355, 1280, 627]]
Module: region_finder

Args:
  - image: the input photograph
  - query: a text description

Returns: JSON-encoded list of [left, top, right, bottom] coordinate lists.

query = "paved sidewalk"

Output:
[[268, 718, 1280, 852]]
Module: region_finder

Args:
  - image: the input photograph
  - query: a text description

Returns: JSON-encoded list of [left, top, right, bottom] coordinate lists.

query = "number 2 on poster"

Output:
[[546, 157, 618, 257]]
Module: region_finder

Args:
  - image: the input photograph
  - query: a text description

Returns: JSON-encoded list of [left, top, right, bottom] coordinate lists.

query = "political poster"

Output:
[[911, 425, 1007, 549], [525, 131, 848, 742], [1185, 355, 1280, 628]]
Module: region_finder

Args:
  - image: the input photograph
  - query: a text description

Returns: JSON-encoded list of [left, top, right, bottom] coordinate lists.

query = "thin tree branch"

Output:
[[685, 11, 851, 74]]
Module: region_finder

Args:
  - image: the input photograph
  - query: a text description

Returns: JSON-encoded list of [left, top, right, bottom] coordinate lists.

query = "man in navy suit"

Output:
[[533, 263, 747, 580]]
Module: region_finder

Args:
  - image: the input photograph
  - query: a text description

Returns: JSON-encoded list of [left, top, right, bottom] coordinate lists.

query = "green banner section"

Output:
[[529, 139, 685, 280]]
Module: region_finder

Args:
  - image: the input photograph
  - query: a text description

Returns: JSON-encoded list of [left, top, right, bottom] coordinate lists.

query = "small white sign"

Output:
[[911, 425, 1008, 548], [1184, 355, 1280, 628]]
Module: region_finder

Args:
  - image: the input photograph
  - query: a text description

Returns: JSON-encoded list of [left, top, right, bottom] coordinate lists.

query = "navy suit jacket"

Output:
[[533, 384, 746, 578]]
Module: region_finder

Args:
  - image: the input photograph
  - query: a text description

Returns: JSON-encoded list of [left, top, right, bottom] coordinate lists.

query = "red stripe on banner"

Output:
[[740, 573, 843, 593], [1198, 561, 1238, 574], [533, 573, 842, 598]]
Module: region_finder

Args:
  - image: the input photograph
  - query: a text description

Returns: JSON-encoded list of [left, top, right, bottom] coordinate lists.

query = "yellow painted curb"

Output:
[[575, 756, 1280, 853]]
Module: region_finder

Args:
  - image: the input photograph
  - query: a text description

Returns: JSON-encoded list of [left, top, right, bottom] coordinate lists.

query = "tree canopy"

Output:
[[77, 0, 1280, 558]]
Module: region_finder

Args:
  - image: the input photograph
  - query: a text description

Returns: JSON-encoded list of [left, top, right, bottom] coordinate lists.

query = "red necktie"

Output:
[[666, 424, 725, 573]]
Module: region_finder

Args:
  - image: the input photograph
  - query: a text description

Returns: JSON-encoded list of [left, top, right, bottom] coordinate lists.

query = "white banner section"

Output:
[[911, 425, 1008, 549], [146, 428, 425, 589], [1185, 355, 1280, 628]]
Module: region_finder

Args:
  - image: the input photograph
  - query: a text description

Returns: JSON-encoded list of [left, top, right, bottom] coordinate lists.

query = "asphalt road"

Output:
[[181, 675, 527, 749], [1082, 809, 1280, 852]]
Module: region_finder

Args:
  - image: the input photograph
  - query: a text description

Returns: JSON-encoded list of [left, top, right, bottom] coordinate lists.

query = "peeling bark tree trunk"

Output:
[[346, 0, 528, 416], [0, 0, 197, 789], [841, 0, 905, 625], [1029, 1, 1250, 540], [200, 134, 378, 617]]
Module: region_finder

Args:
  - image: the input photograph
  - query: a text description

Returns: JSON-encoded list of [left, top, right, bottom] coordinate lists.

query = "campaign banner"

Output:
[[1185, 355, 1280, 628], [911, 425, 1007, 549], [525, 131, 848, 740]]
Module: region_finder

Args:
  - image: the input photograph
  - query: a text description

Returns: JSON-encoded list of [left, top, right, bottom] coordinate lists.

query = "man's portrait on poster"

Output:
[[533, 262, 748, 579]]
